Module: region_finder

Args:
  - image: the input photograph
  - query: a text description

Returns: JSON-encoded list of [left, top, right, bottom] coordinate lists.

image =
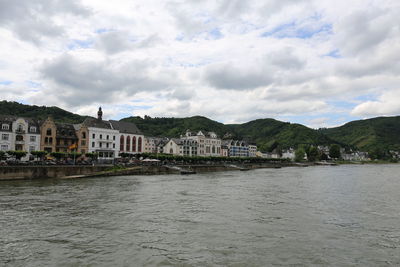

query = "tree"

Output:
[[50, 152, 66, 161], [307, 146, 319, 162], [295, 147, 306, 162], [0, 151, 6, 160], [329, 144, 341, 160], [7, 150, 27, 160], [31, 151, 47, 161], [85, 153, 98, 161]]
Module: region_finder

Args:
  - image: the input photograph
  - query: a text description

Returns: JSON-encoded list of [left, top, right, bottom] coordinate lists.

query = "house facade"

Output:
[[40, 117, 78, 153], [110, 120, 144, 155], [0, 116, 40, 160], [182, 130, 221, 157]]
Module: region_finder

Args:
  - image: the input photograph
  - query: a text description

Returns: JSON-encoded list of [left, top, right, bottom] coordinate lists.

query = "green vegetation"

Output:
[[2, 101, 400, 154], [6, 150, 27, 160], [0, 151, 6, 160], [295, 147, 306, 162], [122, 116, 339, 151], [321, 116, 400, 152], [50, 152, 66, 160], [329, 144, 341, 159], [0, 100, 86, 123], [30, 151, 47, 161]]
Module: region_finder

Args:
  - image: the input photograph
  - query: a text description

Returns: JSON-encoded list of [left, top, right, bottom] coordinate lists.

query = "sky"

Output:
[[0, 0, 399, 128]]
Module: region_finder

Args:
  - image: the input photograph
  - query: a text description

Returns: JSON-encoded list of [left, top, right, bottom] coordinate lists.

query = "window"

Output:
[[29, 126, 36, 132], [16, 135, 23, 141], [46, 128, 52, 135], [99, 142, 102, 148], [1, 134, 9, 140], [49, 137, 53, 144], [92, 142, 95, 147], [113, 136, 115, 141], [30, 136, 36, 142], [132, 136, 136, 152], [138, 137, 142, 152], [81, 149, 86, 154], [120, 135, 125, 151], [81, 140, 86, 146], [113, 143, 115, 149], [107, 135, 109, 140], [126, 136, 131, 151], [100, 134, 103, 139], [1, 124, 9, 130], [29, 146, 35, 152], [92, 133, 95, 139], [1, 144, 8, 151], [82, 132, 86, 139], [106, 143, 109, 148], [17, 124, 23, 132]]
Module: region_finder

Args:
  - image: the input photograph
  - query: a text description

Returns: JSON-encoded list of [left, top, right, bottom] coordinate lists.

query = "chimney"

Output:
[[97, 107, 103, 120]]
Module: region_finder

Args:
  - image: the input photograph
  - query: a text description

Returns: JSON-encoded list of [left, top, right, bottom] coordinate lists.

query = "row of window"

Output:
[[1, 124, 37, 132], [120, 136, 142, 152], [0, 144, 37, 152], [1, 134, 37, 142], [92, 142, 116, 149], [92, 133, 116, 140]]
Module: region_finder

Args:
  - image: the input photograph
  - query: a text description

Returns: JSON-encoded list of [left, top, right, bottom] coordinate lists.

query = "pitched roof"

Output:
[[109, 120, 142, 134], [82, 117, 113, 129]]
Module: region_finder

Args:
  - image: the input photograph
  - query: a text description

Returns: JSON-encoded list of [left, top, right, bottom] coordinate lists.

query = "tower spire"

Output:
[[97, 107, 103, 120]]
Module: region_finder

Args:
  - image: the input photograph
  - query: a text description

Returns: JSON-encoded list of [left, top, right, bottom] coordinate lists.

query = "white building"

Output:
[[163, 138, 198, 156], [0, 116, 40, 160], [248, 144, 257, 157], [110, 120, 144, 155], [144, 137, 164, 154], [76, 108, 119, 161], [182, 130, 221, 157], [282, 148, 295, 160]]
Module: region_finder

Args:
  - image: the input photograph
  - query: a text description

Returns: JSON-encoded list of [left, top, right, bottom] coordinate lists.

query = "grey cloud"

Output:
[[96, 31, 132, 54], [205, 63, 273, 90], [0, 0, 91, 44], [335, 9, 397, 55], [266, 48, 305, 70], [96, 32, 162, 54], [38, 54, 177, 106]]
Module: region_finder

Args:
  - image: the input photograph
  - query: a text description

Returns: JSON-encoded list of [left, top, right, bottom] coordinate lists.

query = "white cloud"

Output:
[[0, 0, 399, 127]]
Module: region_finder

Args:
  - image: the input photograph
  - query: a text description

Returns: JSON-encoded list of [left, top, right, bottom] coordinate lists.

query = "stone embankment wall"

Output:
[[0, 166, 110, 180]]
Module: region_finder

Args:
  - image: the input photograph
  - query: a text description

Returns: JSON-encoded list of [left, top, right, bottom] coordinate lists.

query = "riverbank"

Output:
[[0, 162, 299, 181]]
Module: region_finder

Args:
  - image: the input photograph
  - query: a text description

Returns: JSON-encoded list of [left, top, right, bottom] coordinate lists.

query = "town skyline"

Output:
[[1, 0, 400, 128]]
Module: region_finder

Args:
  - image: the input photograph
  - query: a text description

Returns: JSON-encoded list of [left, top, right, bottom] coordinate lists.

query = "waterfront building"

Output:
[[224, 140, 249, 157], [282, 148, 295, 160], [248, 144, 258, 157], [182, 130, 221, 157], [110, 120, 144, 155], [40, 117, 78, 153], [75, 108, 119, 161], [0, 115, 40, 160], [220, 144, 229, 157], [163, 138, 198, 156], [144, 137, 167, 154]]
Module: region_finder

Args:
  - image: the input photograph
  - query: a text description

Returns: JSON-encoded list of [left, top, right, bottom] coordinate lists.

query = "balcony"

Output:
[[15, 129, 25, 134]]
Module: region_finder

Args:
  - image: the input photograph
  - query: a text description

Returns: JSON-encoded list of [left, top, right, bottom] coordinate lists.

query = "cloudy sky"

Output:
[[1, 0, 399, 128]]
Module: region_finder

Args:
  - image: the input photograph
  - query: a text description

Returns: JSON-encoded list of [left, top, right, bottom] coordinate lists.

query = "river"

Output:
[[1, 165, 400, 266]]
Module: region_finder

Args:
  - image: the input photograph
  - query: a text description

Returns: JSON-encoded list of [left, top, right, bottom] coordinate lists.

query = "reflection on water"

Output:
[[1, 165, 400, 266]]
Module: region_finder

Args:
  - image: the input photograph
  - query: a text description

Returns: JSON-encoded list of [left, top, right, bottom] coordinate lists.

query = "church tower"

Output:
[[97, 107, 103, 120]]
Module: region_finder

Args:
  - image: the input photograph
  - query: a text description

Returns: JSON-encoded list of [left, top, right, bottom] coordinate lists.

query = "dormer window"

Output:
[[29, 126, 36, 132], [17, 124, 24, 132], [1, 124, 9, 130]]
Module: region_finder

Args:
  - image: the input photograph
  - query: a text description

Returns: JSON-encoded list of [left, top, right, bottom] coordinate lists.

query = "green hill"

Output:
[[228, 119, 337, 151], [2, 101, 400, 152], [321, 116, 400, 151], [121, 116, 229, 138], [122, 116, 337, 151], [0, 100, 86, 123]]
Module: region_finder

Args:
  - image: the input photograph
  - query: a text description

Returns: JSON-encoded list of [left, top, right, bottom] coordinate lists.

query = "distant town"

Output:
[[0, 107, 399, 164]]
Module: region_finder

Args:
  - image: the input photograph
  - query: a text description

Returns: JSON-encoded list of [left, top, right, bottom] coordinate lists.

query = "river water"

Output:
[[1, 165, 400, 266]]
